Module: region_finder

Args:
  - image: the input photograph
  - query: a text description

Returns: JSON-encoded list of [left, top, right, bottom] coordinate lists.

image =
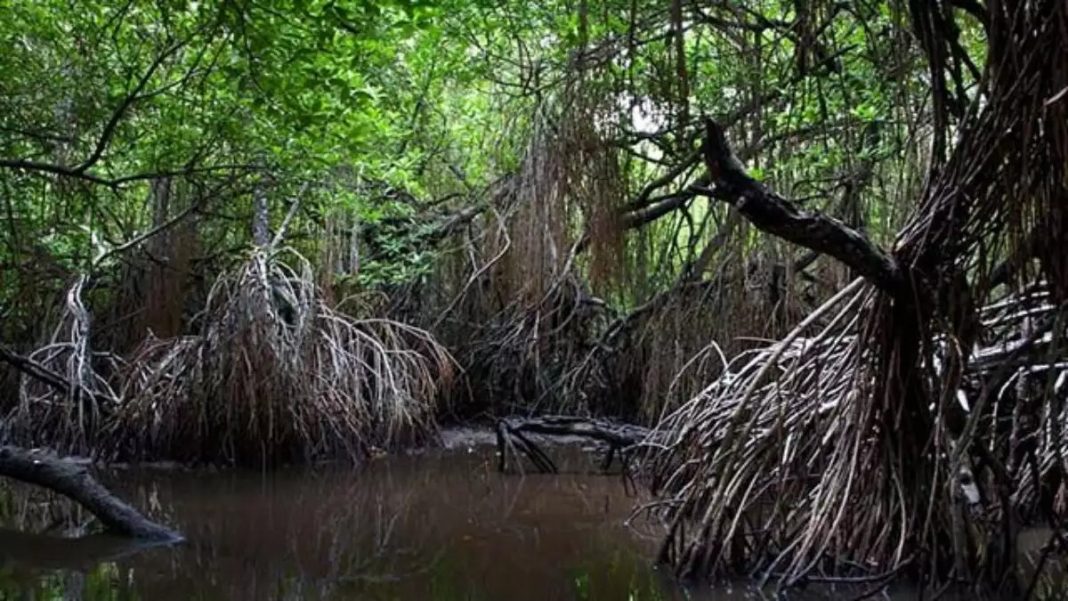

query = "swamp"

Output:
[[0, 0, 1066, 599]]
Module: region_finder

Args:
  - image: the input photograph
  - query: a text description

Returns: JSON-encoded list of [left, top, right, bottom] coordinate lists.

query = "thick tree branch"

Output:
[[0, 159, 118, 187], [496, 415, 651, 473], [0, 159, 259, 189], [0, 342, 115, 407], [0, 446, 180, 541], [622, 190, 697, 228], [0, 38, 237, 189], [73, 40, 187, 174], [619, 126, 822, 228], [622, 149, 702, 214], [0, 343, 72, 394], [697, 118, 904, 295]]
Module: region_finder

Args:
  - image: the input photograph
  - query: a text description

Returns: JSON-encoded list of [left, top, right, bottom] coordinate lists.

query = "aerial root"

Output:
[[5, 249, 455, 465]]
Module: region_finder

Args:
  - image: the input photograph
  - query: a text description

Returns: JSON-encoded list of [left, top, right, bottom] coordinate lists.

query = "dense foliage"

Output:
[[1, 0, 940, 451], [1, 0, 1067, 593]]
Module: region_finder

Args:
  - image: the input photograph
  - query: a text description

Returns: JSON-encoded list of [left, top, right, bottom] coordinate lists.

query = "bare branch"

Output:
[[0, 446, 179, 540], [697, 118, 904, 295]]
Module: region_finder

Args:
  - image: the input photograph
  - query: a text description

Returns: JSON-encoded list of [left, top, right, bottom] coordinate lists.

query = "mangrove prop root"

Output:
[[0, 445, 180, 541]]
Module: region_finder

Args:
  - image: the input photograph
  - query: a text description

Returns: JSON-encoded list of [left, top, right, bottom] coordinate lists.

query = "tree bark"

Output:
[[252, 180, 270, 247], [0, 446, 180, 541], [696, 118, 905, 296]]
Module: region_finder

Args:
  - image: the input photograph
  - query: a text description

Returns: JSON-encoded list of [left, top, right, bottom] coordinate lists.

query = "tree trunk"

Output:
[[0, 446, 180, 541]]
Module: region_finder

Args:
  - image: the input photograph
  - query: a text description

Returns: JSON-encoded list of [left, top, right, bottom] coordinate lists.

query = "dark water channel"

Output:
[[0, 443, 1029, 600], [0, 446, 709, 600]]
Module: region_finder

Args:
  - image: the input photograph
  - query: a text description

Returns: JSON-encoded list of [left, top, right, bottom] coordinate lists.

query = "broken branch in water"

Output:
[[496, 415, 651, 474], [0, 446, 180, 541]]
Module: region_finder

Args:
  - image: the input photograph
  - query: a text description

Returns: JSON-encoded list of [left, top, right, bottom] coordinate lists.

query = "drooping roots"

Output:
[[641, 278, 1068, 586], [643, 279, 886, 582], [6, 250, 454, 465]]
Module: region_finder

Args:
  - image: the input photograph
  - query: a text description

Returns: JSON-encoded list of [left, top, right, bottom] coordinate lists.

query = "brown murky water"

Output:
[[0, 446, 707, 600], [0, 444, 1023, 600]]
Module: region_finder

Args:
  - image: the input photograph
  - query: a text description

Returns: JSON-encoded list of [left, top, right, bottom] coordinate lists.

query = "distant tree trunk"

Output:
[[252, 181, 270, 247], [141, 177, 185, 339]]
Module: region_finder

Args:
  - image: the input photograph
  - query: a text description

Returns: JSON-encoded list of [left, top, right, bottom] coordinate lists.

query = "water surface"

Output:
[[0, 444, 1007, 600], [0, 447, 713, 600]]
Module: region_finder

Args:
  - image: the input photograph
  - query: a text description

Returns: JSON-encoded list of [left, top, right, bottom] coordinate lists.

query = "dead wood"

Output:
[[0, 445, 180, 541], [496, 415, 651, 473], [0, 343, 72, 395]]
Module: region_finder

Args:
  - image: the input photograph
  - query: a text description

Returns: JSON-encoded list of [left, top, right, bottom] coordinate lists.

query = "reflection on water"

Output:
[[0, 445, 1031, 600], [0, 447, 711, 601]]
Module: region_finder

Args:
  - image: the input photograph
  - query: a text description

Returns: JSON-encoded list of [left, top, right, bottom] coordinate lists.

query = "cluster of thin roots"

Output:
[[560, 245, 821, 423], [642, 279, 889, 583], [423, 88, 824, 422], [6, 276, 122, 453], [642, 0, 1068, 589], [5, 250, 453, 465], [422, 92, 626, 415], [642, 278, 1067, 587]]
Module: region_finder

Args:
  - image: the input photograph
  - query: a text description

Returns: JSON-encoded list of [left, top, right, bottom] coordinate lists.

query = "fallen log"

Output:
[[0, 446, 181, 541], [496, 415, 651, 474]]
